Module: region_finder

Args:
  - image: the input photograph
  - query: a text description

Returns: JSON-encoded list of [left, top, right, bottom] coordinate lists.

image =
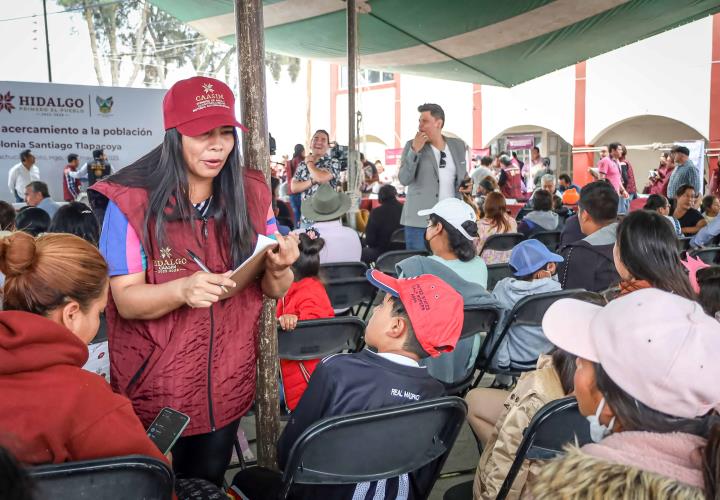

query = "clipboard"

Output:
[[219, 234, 279, 299]]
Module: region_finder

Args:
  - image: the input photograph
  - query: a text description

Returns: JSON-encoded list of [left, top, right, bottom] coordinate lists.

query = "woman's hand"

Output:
[[278, 314, 299, 331], [179, 271, 236, 308], [266, 233, 300, 276]]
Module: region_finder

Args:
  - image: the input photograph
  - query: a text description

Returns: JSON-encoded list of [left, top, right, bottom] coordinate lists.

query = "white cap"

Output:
[[418, 198, 477, 240]]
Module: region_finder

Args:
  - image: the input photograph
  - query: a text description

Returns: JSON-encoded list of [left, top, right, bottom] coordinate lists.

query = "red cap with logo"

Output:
[[163, 76, 248, 137], [366, 269, 464, 357]]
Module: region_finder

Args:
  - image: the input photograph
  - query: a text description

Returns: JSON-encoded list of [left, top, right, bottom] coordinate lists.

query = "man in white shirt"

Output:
[[8, 150, 41, 202]]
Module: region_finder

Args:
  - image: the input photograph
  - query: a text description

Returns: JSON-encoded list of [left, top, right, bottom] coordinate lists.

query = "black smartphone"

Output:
[[146, 407, 190, 455]]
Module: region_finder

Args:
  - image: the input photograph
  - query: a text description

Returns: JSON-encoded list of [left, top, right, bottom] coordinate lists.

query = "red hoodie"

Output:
[[276, 277, 334, 410], [0, 311, 167, 466]]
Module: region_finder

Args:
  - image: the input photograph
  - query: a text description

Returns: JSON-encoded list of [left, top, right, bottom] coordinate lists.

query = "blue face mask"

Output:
[[587, 397, 616, 443]]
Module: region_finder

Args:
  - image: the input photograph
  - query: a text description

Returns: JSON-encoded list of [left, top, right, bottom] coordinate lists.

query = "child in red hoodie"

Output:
[[277, 230, 334, 410]]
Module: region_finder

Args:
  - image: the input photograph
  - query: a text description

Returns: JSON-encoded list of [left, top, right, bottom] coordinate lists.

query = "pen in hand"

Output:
[[187, 249, 229, 294]]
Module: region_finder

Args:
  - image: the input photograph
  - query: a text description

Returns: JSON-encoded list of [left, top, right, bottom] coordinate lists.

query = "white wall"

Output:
[[586, 17, 712, 144], [482, 66, 575, 145]]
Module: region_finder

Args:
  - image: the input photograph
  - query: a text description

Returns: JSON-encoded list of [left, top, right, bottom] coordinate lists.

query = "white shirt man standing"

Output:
[[8, 149, 40, 203]]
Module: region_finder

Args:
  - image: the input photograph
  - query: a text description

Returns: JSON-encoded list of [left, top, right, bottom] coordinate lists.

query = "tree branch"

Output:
[[82, 0, 104, 85], [125, 0, 150, 86]]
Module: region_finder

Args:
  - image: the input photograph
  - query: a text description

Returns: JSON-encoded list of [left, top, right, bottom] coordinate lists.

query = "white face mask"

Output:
[[587, 397, 616, 443]]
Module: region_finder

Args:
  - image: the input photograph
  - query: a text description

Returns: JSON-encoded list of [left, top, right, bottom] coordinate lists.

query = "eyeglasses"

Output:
[[439, 151, 446, 169]]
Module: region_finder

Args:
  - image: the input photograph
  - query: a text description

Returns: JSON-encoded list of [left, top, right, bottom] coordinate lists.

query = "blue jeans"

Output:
[[618, 196, 630, 215], [404, 225, 427, 251], [289, 193, 302, 226]]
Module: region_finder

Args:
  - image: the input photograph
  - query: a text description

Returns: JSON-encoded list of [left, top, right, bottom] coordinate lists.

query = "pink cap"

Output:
[[543, 288, 720, 419]]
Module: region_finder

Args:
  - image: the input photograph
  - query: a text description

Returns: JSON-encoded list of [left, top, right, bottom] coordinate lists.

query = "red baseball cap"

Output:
[[163, 76, 248, 137], [366, 270, 464, 357]]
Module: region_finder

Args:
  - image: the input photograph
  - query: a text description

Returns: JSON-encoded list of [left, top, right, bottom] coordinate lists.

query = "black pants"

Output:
[[172, 418, 241, 487]]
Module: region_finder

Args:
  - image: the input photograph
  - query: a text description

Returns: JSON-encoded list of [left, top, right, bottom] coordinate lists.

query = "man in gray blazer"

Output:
[[399, 103, 469, 250]]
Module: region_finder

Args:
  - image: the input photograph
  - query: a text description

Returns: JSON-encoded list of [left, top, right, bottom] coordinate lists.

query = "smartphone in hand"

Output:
[[146, 407, 190, 455]]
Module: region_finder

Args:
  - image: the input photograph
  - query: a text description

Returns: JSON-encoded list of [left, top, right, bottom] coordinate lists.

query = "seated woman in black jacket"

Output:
[[361, 185, 403, 264]]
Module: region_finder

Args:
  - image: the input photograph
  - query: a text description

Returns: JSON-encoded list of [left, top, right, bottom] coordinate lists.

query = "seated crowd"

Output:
[[2, 134, 720, 500]]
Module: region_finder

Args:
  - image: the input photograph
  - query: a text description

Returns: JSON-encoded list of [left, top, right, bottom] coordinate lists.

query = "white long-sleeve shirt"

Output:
[[8, 163, 40, 199]]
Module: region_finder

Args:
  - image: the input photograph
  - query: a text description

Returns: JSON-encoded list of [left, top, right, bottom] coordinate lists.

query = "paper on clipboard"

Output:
[[219, 234, 279, 299]]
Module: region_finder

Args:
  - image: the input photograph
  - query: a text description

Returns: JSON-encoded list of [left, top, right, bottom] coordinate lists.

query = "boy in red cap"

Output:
[[231, 270, 464, 499]]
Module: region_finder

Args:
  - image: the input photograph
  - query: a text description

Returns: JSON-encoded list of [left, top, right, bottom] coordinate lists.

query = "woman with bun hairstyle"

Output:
[[0, 232, 167, 467], [89, 76, 299, 486], [277, 229, 335, 410]]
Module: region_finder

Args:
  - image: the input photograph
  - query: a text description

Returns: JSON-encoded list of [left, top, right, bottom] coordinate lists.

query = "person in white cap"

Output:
[[531, 289, 720, 498]]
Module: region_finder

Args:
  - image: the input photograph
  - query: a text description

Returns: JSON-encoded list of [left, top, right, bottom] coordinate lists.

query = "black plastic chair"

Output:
[[496, 396, 591, 500], [319, 261, 368, 281], [691, 246, 720, 265], [375, 249, 430, 276], [389, 227, 406, 250], [277, 317, 365, 360], [325, 277, 377, 319], [443, 480, 473, 500], [90, 312, 108, 344], [28, 455, 173, 500], [277, 396, 467, 499], [677, 236, 693, 251], [531, 230, 562, 251], [480, 233, 525, 256], [472, 289, 583, 386], [486, 263, 514, 291]]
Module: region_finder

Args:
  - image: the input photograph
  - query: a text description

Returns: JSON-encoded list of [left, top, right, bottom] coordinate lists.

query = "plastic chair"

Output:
[[486, 263, 514, 291], [496, 396, 591, 500], [531, 230, 562, 251], [278, 317, 365, 360], [324, 277, 378, 319], [480, 233, 525, 256], [443, 480, 473, 500], [472, 289, 584, 386], [677, 236, 693, 251], [90, 313, 108, 344], [28, 455, 173, 500], [690, 246, 720, 265], [375, 249, 430, 276], [278, 397, 467, 499], [389, 227, 406, 250], [319, 261, 368, 281]]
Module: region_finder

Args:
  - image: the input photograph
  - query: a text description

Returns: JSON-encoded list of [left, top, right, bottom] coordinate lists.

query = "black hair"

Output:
[[67, 153, 79, 163], [0, 201, 16, 231], [293, 144, 304, 158], [697, 266, 720, 317], [387, 294, 428, 359], [0, 446, 34, 500], [15, 207, 50, 237], [103, 128, 255, 267], [313, 129, 330, 142], [578, 181, 618, 223], [643, 194, 668, 211], [417, 103, 445, 127], [48, 202, 100, 246], [26, 181, 49, 199], [558, 173, 572, 184], [378, 184, 397, 204], [479, 177, 498, 194], [480, 156, 493, 167], [429, 214, 478, 262], [594, 363, 720, 497], [672, 145, 690, 156], [550, 348, 576, 395], [616, 210, 695, 299], [292, 232, 325, 281], [19, 150, 31, 162], [608, 142, 621, 153], [532, 189, 553, 211], [532, 146, 540, 154], [676, 184, 696, 198], [701, 195, 717, 213], [271, 176, 280, 195], [92, 149, 103, 159], [552, 194, 563, 211]]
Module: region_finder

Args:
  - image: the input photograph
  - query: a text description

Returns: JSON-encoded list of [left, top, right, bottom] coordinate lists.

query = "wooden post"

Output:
[[234, 0, 279, 470]]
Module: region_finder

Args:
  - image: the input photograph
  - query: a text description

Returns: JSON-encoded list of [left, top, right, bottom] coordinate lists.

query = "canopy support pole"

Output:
[[347, 0, 361, 210], [235, 0, 280, 470]]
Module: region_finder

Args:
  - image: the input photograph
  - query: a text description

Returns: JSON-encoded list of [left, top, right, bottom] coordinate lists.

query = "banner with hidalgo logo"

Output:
[[0, 81, 166, 202]]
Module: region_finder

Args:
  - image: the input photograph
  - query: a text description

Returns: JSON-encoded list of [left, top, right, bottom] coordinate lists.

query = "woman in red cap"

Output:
[[90, 76, 298, 486]]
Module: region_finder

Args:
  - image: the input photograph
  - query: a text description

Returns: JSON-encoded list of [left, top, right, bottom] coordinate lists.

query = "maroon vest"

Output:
[[91, 169, 270, 435]]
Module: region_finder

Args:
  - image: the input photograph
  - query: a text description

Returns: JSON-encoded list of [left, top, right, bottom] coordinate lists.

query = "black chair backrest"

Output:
[[28, 455, 173, 500], [691, 246, 720, 265], [90, 312, 108, 344], [390, 228, 405, 244], [277, 317, 365, 360], [279, 397, 467, 499], [324, 277, 377, 312], [376, 249, 430, 275], [531, 231, 561, 251], [460, 304, 502, 340], [481, 233, 525, 254], [677, 236, 693, 251], [486, 263, 514, 291], [319, 261, 368, 281], [497, 397, 590, 499]]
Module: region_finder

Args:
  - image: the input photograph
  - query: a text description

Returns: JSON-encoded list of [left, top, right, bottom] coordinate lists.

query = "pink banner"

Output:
[[385, 148, 403, 165], [506, 135, 535, 151], [471, 148, 491, 159]]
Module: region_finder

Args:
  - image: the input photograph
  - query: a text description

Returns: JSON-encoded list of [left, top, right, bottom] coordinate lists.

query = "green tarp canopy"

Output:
[[149, 0, 720, 86]]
